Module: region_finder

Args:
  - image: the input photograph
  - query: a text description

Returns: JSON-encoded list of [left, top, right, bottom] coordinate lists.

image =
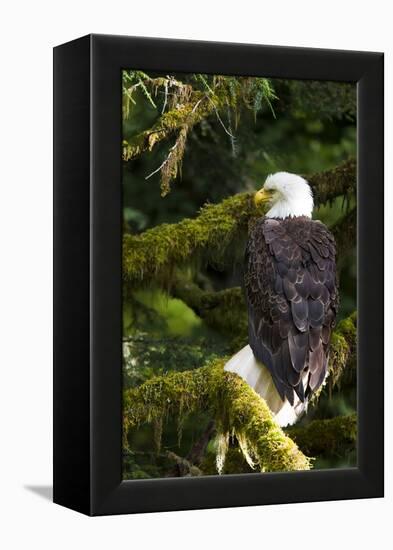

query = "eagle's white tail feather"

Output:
[[224, 345, 307, 427]]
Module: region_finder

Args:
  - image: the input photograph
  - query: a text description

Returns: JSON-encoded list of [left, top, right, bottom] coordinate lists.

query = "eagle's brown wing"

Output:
[[245, 216, 338, 404]]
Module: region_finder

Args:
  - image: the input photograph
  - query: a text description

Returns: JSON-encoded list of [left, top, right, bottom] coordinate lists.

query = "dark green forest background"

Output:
[[122, 71, 357, 479]]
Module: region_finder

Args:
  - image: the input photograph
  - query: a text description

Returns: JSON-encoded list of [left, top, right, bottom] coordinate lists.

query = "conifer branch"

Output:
[[171, 279, 247, 342], [123, 192, 257, 285], [123, 159, 356, 286], [122, 73, 279, 195], [123, 312, 357, 471], [123, 312, 355, 473], [122, 93, 214, 162], [123, 358, 311, 473], [286, 414, 356, 456], [308, 157, 356, 205]]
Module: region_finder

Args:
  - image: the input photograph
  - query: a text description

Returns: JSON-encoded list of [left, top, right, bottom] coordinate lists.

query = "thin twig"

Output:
[[145, 142, 179, 180], [161, 82, 168, 114], [227, 106, 237, 157], [206, 96, 236, 139], [191, 98, 204, 113]]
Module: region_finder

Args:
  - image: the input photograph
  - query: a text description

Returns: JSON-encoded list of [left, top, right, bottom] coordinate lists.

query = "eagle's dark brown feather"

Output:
[[245, 216, 338, 404]]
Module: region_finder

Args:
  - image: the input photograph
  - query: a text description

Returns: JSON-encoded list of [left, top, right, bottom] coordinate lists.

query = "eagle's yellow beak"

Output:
[[254, 188, 273, 206]]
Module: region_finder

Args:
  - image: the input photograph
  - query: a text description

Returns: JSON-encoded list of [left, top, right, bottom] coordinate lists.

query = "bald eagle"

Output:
[[225, 172, 338, 427]]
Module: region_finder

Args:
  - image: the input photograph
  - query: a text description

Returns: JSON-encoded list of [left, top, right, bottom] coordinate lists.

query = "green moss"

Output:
[[331, 312, 357, 380], [312, 311, 357, 402], [287, 414, 357, 456], [123, 192, 259, 286], [337, 311, 357, 345], [122, 160, 356, 288], [122, 75, 279, 194], [124, 358, 311, 473], [123, 313, 356, 474], [308, 157, 356, 206], [329, 333, 350, 383], [122, 74, 278, 164], [123, 92, 214, 162]]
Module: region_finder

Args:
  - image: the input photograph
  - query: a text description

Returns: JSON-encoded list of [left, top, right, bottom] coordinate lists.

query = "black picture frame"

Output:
[[53, 34, 384, 516]]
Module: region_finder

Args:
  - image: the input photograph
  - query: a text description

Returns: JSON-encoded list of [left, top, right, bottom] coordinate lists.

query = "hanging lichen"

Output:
[[121, 71, 358, 479], [122, 72, 279, 194], [152, 124, 189, 197], [123, 357, 311, 473], [215, 432, 230, 474], [122, 69, 355, 199], [123, 311, 355, 473]]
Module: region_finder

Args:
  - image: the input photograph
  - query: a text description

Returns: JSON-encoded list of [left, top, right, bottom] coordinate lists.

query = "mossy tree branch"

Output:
[[286, 414, 356, 456], [123, 92, 214, 162], [123, 75, 277, 161], [124, 358, 311, 473], [123, 312, 356, 472], [123, 192, 257, 285], [307, 157, 356, 205], [123, 160, 356, 287], [123, 74, 277, 195]]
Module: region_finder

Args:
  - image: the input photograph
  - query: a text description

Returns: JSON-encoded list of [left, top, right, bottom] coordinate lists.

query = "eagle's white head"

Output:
[[254, 172, 314, 219]]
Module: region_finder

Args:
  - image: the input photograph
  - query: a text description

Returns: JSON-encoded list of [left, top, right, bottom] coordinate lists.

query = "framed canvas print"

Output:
[[53, 34, 384, 516]]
